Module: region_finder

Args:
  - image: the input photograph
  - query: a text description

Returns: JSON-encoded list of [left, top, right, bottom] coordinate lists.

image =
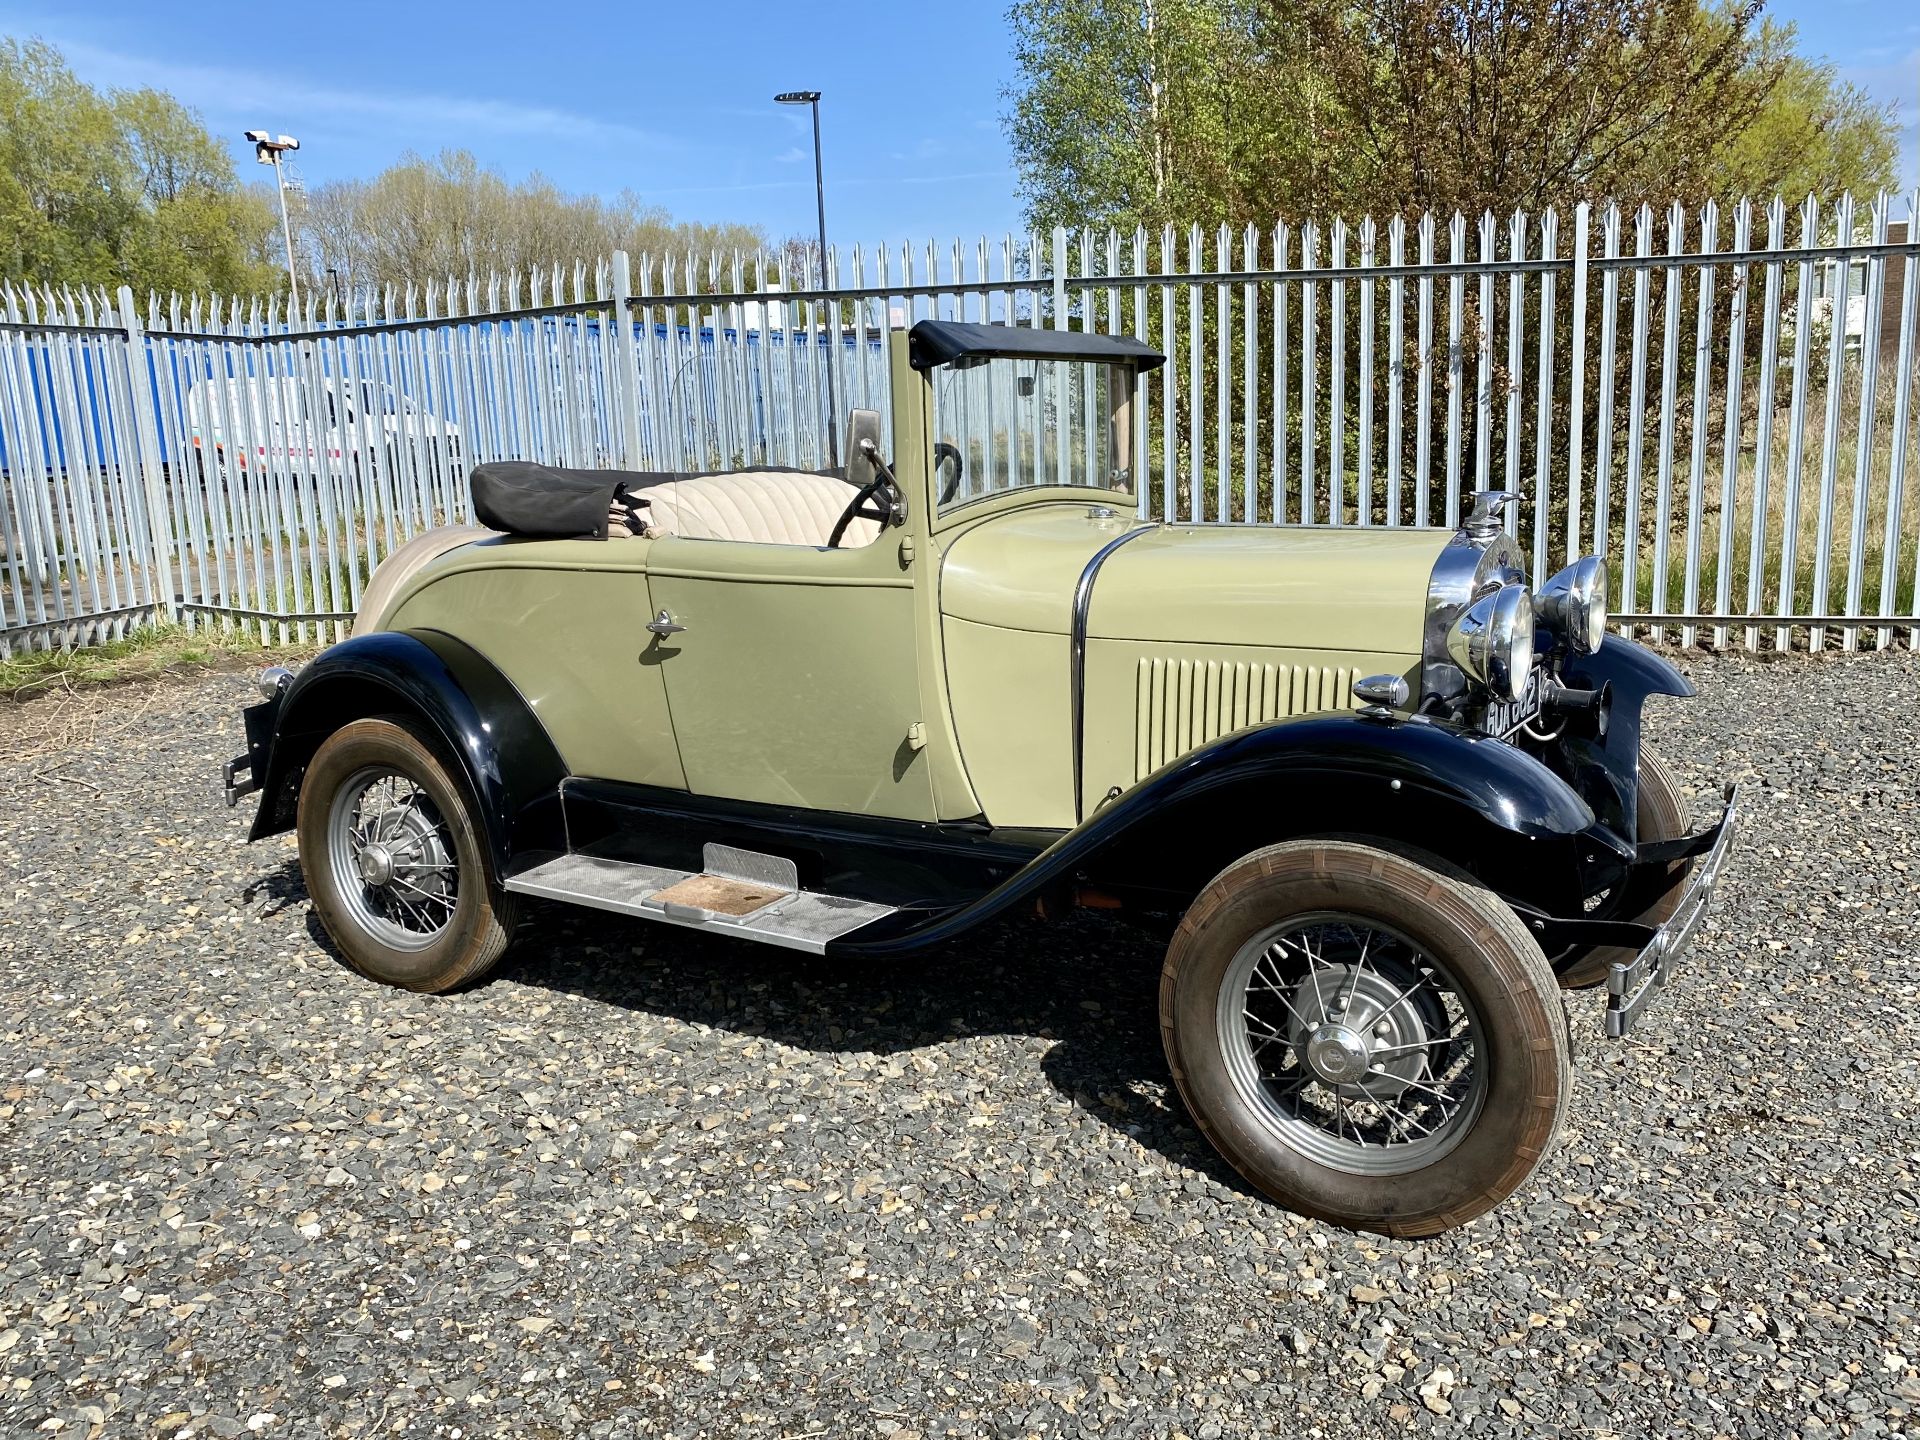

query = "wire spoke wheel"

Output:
[[325, 765, 460, 952], [1216, 912, 1488, 1175], [298, 718, 517, 994], [1162, 839, 1571, 1233]]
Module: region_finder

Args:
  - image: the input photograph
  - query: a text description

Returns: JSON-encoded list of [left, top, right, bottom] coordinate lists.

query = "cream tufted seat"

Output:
[[640, 469, 878, 549]]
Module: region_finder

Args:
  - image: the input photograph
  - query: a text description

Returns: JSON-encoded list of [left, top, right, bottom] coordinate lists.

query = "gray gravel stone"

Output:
[[1, 649, 1916, 1437]]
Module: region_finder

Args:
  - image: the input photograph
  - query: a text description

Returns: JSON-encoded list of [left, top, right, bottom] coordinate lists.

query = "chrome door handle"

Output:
[[645, 609, 687, 637]]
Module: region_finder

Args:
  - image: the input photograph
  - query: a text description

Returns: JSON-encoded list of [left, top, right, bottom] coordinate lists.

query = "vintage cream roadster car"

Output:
[[225, 320, 1736, 1235]]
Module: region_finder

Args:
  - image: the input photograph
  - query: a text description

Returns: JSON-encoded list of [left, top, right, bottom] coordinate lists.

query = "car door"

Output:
[[380, 535, 689, 792], [644, 533, 936, 821]]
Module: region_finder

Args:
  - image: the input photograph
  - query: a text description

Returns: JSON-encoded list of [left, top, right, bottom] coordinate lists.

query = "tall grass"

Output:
[[1611, 365, 1920, 643]]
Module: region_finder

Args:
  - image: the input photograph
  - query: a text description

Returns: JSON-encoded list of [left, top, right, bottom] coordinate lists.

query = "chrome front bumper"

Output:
[[1605, 784, 1740, 1038]]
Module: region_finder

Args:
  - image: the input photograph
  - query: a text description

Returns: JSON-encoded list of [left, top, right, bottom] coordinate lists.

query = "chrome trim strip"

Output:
[[1069, 523, 1158, 822]]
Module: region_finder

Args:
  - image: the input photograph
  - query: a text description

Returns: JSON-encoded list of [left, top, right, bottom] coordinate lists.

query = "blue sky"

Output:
[[1781, 0, 1920, 191], [8, 0, 1918, 254]]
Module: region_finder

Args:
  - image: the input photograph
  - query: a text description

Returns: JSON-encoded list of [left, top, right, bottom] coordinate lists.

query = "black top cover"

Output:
[[469, 460, 849, 541], [469, 461, 639, 540], [907, 319, 1165, 373]]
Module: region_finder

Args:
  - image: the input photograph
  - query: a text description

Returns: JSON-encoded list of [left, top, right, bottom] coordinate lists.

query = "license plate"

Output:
[[1486, 665, 1549, 738]]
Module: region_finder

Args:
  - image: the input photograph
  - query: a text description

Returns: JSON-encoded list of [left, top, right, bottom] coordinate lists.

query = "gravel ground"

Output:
[[1, 650, 1916, 1440]]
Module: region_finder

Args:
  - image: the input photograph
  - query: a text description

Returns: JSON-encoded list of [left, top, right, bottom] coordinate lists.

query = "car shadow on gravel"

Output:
[[512, 899, 1256, 1195], [243, 859, 312, 917], [265, 855, 1250, 1195]]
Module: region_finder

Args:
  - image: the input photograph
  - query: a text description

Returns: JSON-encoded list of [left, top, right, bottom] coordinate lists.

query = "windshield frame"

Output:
[[928, 353, 1139, 519]]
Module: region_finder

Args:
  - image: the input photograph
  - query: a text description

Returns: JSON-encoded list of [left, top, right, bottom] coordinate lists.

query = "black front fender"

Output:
[[1549, 633, 1694, 839], [244, 630, 567, 873], [1562, 632, 1694, 706], [837, 711, 1603, 956]]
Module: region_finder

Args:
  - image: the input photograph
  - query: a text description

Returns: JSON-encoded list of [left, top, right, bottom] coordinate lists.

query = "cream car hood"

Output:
[[941, 504, 1450, 654]]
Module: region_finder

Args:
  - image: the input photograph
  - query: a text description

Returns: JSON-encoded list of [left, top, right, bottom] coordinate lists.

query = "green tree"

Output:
[[0, 37, 127, 285], [1005, 0, 1901, 229], [0, 37, 279, 296], [112, 88, 280, 296], [1718, 26, 1898, 203], [1006, 0, 1319, 231], [300, 150, 769, 294]]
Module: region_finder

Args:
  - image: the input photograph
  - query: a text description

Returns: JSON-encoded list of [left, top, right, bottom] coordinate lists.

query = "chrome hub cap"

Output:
[[1304, 1023, 1370, 1084], [1290, 961, 1449, 1104], [325, 768, 459, 951], [356, 843, 395, 887], [1216, 913, 1487, 1176]]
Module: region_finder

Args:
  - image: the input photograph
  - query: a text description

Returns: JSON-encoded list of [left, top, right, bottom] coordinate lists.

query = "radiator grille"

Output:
[[1134, 657, 1360, 780]]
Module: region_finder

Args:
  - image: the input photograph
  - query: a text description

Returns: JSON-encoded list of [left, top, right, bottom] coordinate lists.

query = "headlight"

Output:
[[1446, 583, 1533, 703], [1534, 555, 1607, 655]]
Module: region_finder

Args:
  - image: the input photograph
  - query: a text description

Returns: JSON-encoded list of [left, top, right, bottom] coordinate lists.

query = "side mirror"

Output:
[[845, 409, 883, 489]]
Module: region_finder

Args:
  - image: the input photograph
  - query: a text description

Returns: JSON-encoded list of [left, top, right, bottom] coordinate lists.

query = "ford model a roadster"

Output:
[[224, 319, 1736, 1235]]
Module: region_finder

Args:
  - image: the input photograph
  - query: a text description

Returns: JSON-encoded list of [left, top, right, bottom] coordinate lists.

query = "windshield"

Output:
[[931, 356, 1134, 511]]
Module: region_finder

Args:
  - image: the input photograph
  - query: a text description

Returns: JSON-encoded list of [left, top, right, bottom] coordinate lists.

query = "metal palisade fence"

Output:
[[3, 190, 1918, 659]]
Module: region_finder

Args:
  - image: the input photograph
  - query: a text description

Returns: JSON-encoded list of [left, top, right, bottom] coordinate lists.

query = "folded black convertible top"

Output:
[[469, 462, 645, 540], [469, 460, 841, 540]]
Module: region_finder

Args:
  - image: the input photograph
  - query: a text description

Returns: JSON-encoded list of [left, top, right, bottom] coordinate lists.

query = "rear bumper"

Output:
[[1604, 784, 1740, 1037], [223, 673, 292, 809]]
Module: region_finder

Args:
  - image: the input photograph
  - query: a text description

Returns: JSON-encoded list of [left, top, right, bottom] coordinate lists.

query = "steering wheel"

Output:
[[934, 441, 965, 505], [827, 468, 904, 548]]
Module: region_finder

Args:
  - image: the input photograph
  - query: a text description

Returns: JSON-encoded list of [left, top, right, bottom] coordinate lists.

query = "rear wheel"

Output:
[[296, 717, 517, 993], [1160, 840, 1569, 1235], [1558, 745, 1691, 990]]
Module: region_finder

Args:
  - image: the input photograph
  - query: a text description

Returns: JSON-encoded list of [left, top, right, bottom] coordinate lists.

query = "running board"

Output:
[[503, 846, 896, 953]]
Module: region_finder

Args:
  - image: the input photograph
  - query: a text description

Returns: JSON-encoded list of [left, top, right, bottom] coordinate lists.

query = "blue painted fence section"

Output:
[[0, 259, 891, 651], [0, 321, 875, 481]]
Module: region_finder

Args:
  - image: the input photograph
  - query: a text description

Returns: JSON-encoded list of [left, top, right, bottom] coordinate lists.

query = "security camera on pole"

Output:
[[246, 130, 302, 307]]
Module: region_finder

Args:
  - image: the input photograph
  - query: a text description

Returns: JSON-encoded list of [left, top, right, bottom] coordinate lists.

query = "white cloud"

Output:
[[46, 35, 676, 152], [893, 138, 950, 162], [641, 169, 1013, 199], [887, 169, 1010, 187], [774, 146, 807, 165]]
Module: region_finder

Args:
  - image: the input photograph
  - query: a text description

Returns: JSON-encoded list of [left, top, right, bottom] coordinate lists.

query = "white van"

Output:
[[183, 377, 463, 481]]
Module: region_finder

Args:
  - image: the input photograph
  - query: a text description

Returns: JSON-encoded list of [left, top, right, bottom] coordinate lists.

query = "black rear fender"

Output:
[[245, 630, 567, 874]]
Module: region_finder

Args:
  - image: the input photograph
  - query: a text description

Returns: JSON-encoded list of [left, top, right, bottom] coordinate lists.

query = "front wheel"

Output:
[[1159, 840, 1569, 1236], [296, 717, 517, 993]]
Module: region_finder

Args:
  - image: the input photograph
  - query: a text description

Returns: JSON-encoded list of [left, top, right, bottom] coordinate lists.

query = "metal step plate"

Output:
[[504, 853, 894, 953]]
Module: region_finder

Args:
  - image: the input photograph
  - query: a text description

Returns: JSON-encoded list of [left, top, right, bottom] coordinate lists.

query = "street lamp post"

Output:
[[246, 130, 302, 308], [774, 90, 837, 467]]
